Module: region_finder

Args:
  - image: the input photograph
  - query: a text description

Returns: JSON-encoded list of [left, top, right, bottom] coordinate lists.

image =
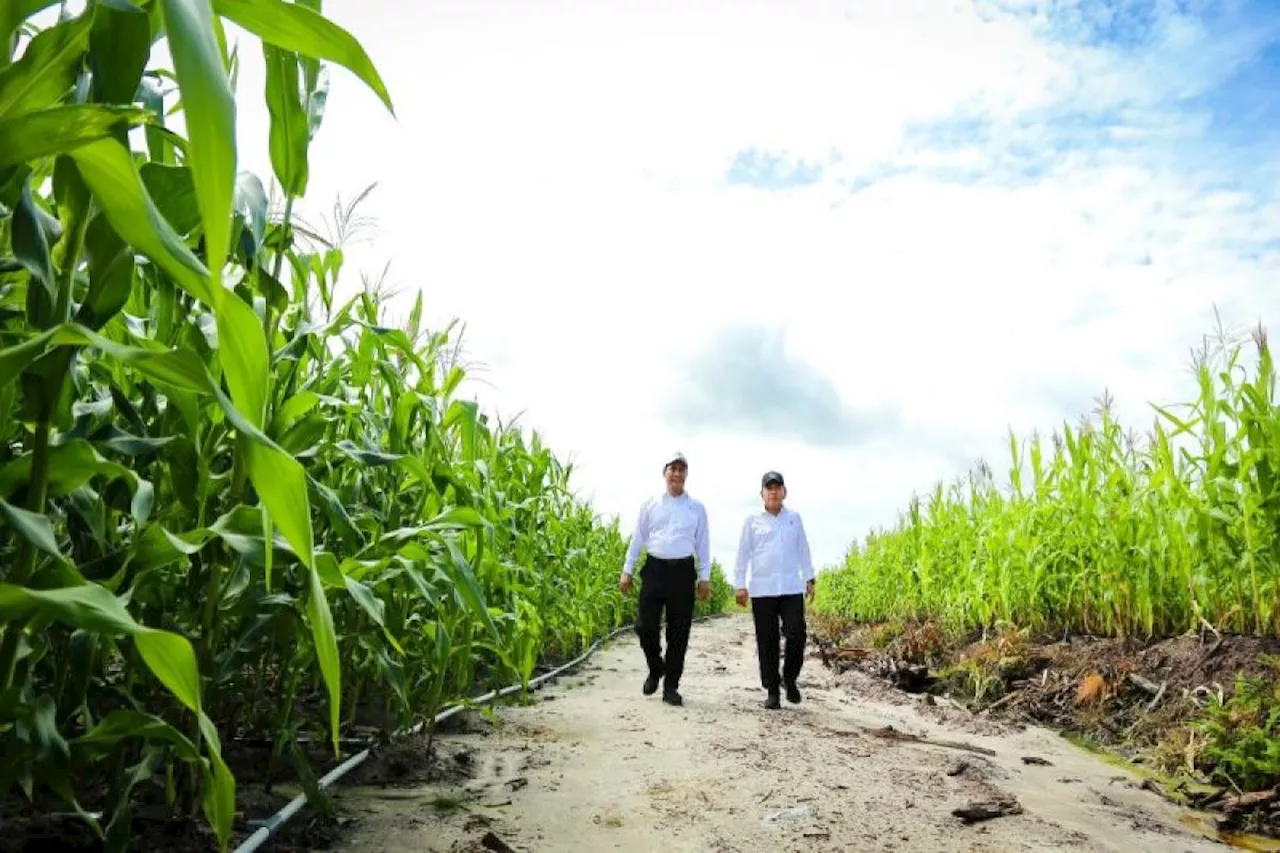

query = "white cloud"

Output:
[[217, 0, 1280, 573]]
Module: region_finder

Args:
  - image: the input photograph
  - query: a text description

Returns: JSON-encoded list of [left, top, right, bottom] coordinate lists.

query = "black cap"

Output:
[[762, 471, 784, 487]]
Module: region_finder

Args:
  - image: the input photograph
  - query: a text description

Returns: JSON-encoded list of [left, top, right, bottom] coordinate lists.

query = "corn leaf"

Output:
[[158, 0, 235, 292], [0, 11, 92, 119], [0, 104, 152, 169], [262, 44, 308, 196], [68, 136, 212, 303], [0, 1, 61, 62], [212, 0, 393, 115], [0, 497, 63, 559], [0, 583, 201, 711], [88, 0, 152, 107]]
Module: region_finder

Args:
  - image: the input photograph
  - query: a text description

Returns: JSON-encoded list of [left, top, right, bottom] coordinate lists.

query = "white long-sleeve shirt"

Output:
[[733, 507, 814, 597], [622, 492, 712, 582]]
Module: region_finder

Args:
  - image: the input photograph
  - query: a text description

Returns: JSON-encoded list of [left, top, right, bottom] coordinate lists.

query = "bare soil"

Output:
[[318, 613, 1239, 853], [812, 614, 1280, 843]]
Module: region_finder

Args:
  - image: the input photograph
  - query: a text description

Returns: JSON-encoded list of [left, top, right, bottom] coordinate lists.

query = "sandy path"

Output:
[[326, 613, 1223, 853]]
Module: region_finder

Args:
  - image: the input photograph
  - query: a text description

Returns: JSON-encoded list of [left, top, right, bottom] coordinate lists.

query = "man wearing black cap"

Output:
[[733, 470, 816, 709], [619, 451, 712, 706]]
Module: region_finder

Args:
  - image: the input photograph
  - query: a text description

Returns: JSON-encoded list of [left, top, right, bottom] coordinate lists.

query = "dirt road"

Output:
[[326, 613, 1227, 853]]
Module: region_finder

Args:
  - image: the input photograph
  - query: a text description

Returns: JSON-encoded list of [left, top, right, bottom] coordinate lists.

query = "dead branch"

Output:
[[1145, 681, 1168, 711], [863, 724, 997, 757], [1222, 790, 1279, 813], [983, 690, 1021, 713], [1127, 673, 1161, 695]]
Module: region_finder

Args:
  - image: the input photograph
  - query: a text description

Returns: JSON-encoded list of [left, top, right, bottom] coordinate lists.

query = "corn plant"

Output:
[[814, 326, 1280, 642], [0, 3, 711, 851]]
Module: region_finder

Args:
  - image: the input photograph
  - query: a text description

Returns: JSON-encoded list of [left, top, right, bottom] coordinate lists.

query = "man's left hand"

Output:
[[696, 580, 710, 602], [805, 580, 815, 601]]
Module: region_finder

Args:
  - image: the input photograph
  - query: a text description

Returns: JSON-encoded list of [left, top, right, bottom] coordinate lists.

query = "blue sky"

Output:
[[215, 0, 1280, 572]]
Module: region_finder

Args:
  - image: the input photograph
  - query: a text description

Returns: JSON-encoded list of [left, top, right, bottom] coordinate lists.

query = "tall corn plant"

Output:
[[814, 326, 1280, 642], [0, 2, 664, 852], [0, 1, 391, 848]]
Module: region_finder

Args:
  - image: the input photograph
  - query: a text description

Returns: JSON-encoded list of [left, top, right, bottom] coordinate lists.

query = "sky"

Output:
[[208, 0, 1280, 573]]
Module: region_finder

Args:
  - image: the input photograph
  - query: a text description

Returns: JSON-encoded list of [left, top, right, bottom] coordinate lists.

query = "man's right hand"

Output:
[[735, 588, 748, 608], [620, 573, 634, 595]]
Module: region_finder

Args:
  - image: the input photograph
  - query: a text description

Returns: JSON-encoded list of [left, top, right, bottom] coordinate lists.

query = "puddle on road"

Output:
[[1177, 812, 1280, 851], [1057, 736, 1280, 852]]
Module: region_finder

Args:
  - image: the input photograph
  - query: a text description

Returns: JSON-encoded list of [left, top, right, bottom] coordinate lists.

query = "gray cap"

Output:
[[761, 470, 784, 487], [664, 451, 688, 468]]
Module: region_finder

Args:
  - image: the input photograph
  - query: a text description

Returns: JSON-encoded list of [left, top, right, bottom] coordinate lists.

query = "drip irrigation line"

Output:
[[232, 735, 378, 748], [233, 612, 726, 853]]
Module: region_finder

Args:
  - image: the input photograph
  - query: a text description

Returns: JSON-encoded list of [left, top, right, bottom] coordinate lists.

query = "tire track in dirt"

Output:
[[323, 613, 1227, 853]]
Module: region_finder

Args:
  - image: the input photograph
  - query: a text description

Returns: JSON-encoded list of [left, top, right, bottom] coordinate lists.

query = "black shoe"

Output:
[[764, 693, 781, 710], [785, 682, 801, 704], [662, 690, 683, 706], [643, 674, 660, 695]]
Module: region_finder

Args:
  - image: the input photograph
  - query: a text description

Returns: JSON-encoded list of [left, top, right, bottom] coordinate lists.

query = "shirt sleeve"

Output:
[[622, 499, 650, 576], [733, 516, 752, 590], [794, 512, 815, 582], [695, 501, 711, 582]]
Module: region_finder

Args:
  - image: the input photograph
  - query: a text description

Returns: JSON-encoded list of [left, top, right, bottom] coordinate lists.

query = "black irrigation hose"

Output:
[[233, 612, 727, 853]]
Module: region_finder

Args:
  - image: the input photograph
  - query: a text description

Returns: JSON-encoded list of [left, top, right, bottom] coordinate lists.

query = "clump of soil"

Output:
[[810, 612, 1280, 839], [344, 734, 480, 788]]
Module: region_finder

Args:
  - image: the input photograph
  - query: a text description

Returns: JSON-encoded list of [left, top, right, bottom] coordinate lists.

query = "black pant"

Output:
[[635, 555, 696, 690], [751, 594, 806, 694]]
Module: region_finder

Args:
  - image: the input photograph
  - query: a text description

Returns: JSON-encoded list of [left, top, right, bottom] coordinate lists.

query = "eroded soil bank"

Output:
[[319, 612, 1242, 853], [811, 614, 1280, 844]]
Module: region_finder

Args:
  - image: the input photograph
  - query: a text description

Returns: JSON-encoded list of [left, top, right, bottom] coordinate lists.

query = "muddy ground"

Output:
[[811, 615, 1280, 838], [315, 612, 1245, 853]]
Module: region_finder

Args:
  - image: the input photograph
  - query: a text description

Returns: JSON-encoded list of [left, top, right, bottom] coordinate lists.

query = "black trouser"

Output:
[[635, 555, 696, 690], [751, 594, 806, 694]]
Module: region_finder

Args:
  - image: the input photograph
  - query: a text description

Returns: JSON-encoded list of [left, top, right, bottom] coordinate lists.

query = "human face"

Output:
[[762, 483, 785, 513], [664, 461, 687, 495]]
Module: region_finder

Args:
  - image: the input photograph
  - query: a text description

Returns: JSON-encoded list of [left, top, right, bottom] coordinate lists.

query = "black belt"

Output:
[[645, 554, 694, 564]]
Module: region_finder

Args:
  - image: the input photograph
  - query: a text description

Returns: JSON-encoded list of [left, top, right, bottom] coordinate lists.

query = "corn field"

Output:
[[0, 3, 735, 851], [814, 327, 1280, 642]]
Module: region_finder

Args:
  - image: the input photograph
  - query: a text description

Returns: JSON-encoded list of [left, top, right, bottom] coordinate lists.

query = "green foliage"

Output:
[[696, 559, 733, 618], [814, 328, 1280, 641], [0, 4, 643, 851], [1196, 657, 1280, 792]]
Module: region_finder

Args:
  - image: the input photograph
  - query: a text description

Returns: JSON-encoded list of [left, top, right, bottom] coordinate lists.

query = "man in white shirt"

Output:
[[619, 451, 712, 706], [733, 470, 815, 710]]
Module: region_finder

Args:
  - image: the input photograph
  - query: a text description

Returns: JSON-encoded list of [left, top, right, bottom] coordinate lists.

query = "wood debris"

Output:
[[952, 796, 1024, 824]]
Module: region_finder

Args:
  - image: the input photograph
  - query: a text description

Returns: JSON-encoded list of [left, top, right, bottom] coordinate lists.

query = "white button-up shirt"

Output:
[[733, 506, 814, 597], [622, 492, 712, 582]]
